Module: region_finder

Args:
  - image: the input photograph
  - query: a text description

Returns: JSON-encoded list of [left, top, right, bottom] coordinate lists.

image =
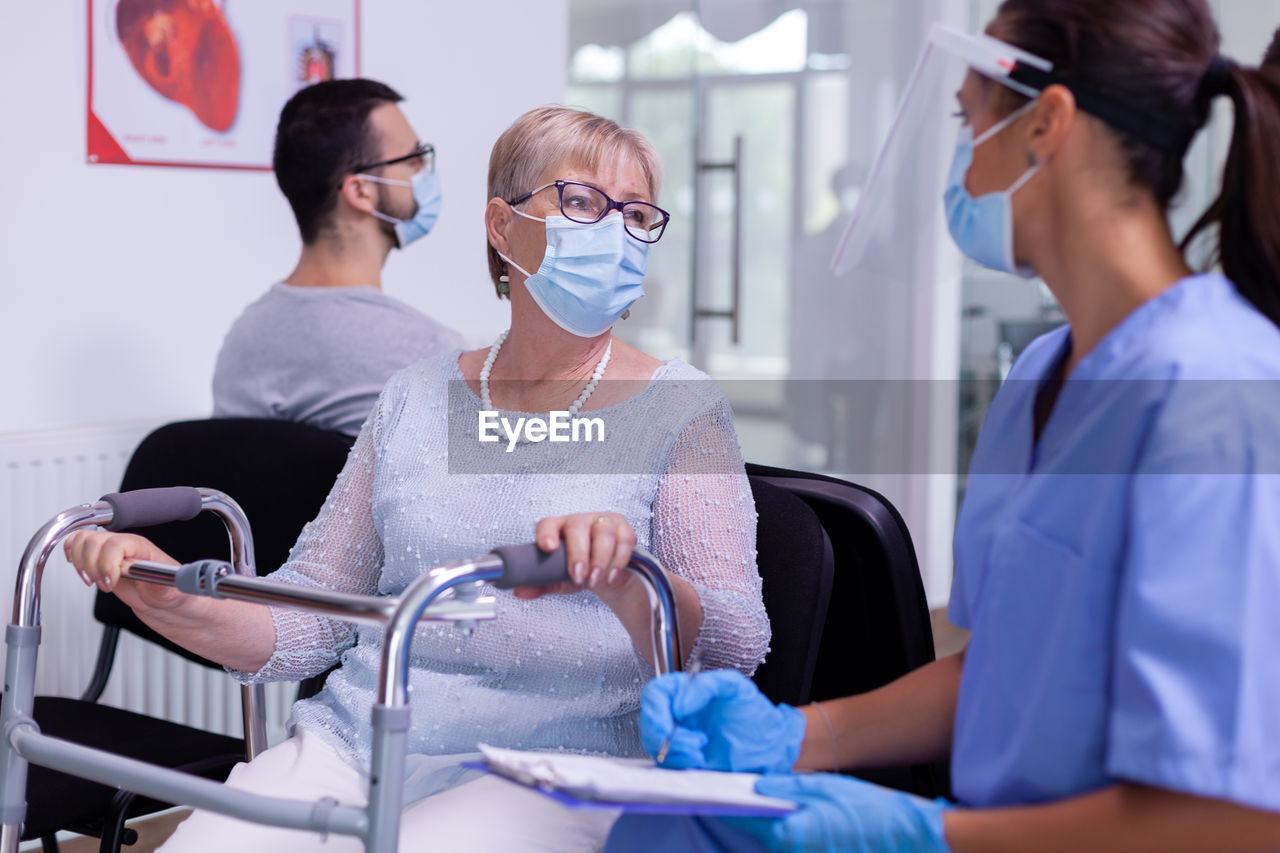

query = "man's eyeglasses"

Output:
[[506, 180, 670, 243], [355, 142, 435, 174]]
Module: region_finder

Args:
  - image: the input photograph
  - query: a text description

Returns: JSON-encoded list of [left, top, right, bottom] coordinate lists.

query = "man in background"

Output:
[[213, 78, 462, 437]]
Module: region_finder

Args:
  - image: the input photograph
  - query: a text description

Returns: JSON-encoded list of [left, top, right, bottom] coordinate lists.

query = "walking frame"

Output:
[[0, 487, 682, 852]]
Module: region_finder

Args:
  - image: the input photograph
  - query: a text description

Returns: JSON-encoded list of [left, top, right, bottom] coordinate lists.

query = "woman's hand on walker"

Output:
[[62, 529, 183, 611], [513, 512, 638, 601]]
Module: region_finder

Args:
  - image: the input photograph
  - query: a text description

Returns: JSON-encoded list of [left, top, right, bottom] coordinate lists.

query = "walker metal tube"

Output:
[[367, 558, 504, 853], [12, 503, 114, 628], [8, 724, 368, 840], [375, 547, 683, 708], [377, 559, 505, 707], [123, 560, 497, 628], [5, 490, 267, 776], [3, 502, 113, 851], [0, 632, 39, 853], [194, 492, 270, 759], [365, 548, 683, 852], [626, 548, 682, 675]]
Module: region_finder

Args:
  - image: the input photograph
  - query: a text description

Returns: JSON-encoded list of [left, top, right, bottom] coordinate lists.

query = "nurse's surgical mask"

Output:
[[497, 210, 649, 338], [358, 168, 443, 249], [944, 100, 1041, 278]]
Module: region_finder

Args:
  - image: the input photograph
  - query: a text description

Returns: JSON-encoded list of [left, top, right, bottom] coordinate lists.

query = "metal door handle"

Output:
[[692, 134, 744, 344]]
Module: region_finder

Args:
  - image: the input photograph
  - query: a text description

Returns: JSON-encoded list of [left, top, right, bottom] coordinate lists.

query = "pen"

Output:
[[655, 650, 703, 765]]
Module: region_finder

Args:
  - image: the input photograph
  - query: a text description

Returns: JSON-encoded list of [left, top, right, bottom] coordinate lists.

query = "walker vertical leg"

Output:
[[0, 626, 43, 852], [240, 684, 268, 759], [366, 704, 410, 853]]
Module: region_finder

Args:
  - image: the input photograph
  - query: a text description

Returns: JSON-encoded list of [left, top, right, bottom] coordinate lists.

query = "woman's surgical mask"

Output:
[[498, 209, 649, 338], [943, 100, 1041, 278], [359, 168, 442, 248]]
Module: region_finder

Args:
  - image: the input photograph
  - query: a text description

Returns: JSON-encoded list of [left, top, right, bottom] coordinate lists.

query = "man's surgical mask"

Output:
[[359, 168, 442, 248], [943, 100, 1041, 278], [498, 209, 648, 338]]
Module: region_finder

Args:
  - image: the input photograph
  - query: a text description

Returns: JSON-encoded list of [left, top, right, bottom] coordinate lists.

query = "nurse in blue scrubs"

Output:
[[609, 0, 1280, 850]]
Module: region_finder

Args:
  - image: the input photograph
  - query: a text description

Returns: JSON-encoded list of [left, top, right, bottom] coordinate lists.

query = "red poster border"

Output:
[[86, 0, 363, 170]]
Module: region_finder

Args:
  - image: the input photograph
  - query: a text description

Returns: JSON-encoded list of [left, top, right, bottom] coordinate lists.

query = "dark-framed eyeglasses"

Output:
[[506, 180, 670, 243], [354, 142, 435, 174]]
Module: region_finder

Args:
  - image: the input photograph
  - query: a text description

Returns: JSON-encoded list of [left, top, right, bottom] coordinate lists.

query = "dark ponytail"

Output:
[[1181, 30, 1280, 327]]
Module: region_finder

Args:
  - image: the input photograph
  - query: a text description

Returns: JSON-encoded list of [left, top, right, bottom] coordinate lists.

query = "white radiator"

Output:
[[0, 419, 294, 745]]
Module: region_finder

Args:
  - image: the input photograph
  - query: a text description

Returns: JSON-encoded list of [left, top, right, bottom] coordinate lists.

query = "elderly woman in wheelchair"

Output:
[[63, 105, 768, 852]]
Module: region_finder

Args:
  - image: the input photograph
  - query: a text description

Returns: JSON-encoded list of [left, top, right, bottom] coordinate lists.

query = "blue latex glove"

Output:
[[640, 669, 806, 773], [732, 774, 952, 853]]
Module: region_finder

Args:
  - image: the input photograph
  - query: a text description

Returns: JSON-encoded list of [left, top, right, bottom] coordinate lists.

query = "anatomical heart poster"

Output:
[[88, 0, 361, 169]]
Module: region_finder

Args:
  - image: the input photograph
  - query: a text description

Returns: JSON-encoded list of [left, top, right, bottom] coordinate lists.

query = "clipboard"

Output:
[[465, 745, 798, 818]]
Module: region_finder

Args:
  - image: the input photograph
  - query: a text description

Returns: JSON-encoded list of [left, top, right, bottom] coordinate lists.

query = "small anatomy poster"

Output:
[[88, 0, 361, 169]]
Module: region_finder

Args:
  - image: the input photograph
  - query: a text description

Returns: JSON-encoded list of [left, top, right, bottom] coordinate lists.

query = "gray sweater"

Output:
[[212, 283, 463, 436]]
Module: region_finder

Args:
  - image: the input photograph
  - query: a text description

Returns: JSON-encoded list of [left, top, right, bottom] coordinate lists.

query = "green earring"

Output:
[[497, 274, 510, 295]]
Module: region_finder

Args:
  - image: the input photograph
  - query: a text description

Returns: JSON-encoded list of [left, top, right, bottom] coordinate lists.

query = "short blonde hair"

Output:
[[486, 105, 663, 298]]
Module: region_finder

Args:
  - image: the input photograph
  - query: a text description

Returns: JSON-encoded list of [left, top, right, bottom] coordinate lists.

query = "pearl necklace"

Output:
[[479, 329, 611, 416]]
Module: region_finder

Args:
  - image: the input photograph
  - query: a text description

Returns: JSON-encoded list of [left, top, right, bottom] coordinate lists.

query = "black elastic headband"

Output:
[[1007, 62, 1190, 154]]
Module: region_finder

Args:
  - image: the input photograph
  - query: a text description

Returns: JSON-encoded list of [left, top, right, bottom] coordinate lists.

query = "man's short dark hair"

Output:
[[273, 79, 404, 244]]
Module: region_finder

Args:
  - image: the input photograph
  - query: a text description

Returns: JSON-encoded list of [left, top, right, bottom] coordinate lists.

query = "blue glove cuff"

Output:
[[777, 704, 808, 773], [920, 796, 953, 852]]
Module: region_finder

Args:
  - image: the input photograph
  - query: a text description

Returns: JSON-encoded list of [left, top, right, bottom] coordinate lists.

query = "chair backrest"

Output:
[[746, 477, 834, 707], [744, 463, 949, 798], [97, 418, 355, 667]]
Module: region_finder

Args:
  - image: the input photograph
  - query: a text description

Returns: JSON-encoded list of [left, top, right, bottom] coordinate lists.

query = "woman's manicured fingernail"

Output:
[[78, 571, 91, 586], [589, 568, 602, 586], [572, 562, 586, 584], [606, 568, 619, 584]]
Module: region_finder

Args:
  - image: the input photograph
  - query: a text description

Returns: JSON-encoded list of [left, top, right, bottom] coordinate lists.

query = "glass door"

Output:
[[568, 5, 807, 381], [695, 79, 796, 378]]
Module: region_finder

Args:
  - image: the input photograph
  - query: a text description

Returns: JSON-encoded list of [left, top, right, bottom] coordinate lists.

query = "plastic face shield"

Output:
[[830, 24, 1051, 280]]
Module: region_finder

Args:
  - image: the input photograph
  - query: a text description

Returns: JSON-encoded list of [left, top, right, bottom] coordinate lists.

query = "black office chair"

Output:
[[746, 476, 835, 707], [26, 418, 354, 852], [745, 463, 950, 800]]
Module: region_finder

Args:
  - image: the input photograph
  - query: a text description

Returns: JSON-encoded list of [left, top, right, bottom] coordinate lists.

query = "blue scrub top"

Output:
[[949, 274, 1280, 814]]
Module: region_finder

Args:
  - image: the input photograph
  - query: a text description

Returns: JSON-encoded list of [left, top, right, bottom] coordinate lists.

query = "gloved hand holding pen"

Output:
[[640, 669, 806, 773]]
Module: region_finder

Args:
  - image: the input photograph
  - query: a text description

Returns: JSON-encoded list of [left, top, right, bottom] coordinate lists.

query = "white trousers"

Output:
[[157, 729, 620, 853]]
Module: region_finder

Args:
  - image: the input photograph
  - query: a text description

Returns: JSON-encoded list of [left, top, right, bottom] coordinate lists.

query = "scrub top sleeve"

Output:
[[1108, 454, 1280, 814]]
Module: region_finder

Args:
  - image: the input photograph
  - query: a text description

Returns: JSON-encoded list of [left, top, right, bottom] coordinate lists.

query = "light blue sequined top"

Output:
[[234, 352, 768, 767]]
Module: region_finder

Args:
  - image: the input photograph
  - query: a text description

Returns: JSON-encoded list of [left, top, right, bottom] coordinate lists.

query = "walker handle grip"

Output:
[[101, 487, 204, 531], [490, 543, 569, 589]]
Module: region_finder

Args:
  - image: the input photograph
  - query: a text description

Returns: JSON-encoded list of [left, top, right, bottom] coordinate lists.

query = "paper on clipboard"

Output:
[[475, 744, 798, 817]]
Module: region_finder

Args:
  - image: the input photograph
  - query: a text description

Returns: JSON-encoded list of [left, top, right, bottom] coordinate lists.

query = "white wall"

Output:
[[0, 1, 568, 434]]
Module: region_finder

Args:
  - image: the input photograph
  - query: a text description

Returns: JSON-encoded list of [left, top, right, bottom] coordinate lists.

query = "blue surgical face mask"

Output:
[[944, 100, 1041, 278], [497, 210, 649, 338], [360, 168, 442, 248]]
